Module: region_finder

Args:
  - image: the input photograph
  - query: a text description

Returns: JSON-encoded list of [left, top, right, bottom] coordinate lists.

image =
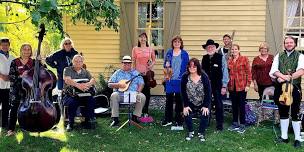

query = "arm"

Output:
[[245, 57, 252, 91], [8, 60, 19, 83], [149, 48, 156, 69], [292, 54, 304, 79], [45, 52, 58, 68], [251, 58, 258, 92], [202, 72, 212, 108], [221, 55, 229, 88], [108, 70, 123, 89], [180, 74, 189, 107]]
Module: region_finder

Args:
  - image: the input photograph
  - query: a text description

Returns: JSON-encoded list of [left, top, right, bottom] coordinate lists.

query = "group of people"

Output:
[[1, 33, 303, 148], [106, 33, 304, 148], [0, 37, 96, 135]]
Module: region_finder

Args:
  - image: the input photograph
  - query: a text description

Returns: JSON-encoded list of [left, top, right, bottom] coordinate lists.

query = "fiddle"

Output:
[[279, 72, 293, 106], [163, 61, 172, 81], [145, 59, 157, 88]]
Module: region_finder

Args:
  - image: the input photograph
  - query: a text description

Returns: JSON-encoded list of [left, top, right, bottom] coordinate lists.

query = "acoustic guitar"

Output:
[[113, 74, 141, 92]]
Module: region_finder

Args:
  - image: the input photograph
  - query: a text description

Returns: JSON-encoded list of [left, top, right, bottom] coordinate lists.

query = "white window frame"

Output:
[[284, 0, 304, 50], [135, 0, 165, 58]]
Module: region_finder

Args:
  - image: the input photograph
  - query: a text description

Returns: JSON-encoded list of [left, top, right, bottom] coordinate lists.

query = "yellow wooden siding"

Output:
[[180, 0, 266, 99], [63, 0, 121, 79]]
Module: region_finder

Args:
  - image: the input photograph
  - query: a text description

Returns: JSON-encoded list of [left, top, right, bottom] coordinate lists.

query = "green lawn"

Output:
[[0, 110, 303, 152]]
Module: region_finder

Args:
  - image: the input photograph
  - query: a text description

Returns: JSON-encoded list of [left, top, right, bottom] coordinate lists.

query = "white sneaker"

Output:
[[185, 131, 194, 141], [171, 125, 184, 131]]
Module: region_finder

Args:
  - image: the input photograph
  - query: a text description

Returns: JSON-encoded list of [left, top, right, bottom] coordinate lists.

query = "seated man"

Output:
[[63, 54, 96, 131], [108, 55, 146, 127]]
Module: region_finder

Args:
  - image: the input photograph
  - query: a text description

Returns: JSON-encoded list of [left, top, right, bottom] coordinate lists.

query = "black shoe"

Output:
[[294, 140, 301, 148], [66, 124, 73, 132], [110, 120, 119, 127], [81, 121, 92, 129], [276, 137, 289, 143], [216, 125, 224, 131], [132, 115, 140, 123]]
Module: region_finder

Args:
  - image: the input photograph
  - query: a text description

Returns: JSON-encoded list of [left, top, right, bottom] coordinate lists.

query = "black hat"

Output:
[[202, 39, 219, 49]]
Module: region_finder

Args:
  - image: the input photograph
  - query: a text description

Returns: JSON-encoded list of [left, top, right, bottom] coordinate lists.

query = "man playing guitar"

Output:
[[63, 54, 96, 132], [108, 55, 146, 127]]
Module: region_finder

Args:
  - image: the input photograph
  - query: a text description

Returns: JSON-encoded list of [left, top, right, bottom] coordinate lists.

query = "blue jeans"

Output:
[[184, 107, 209, 134], [63, 96, 95, 125]]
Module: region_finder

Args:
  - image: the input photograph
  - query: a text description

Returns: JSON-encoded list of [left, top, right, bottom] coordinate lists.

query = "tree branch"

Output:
[[0, 0, 77, 7], [0, 16, 31, 24]]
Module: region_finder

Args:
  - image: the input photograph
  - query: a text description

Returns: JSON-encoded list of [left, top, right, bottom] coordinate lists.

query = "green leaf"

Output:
[[0, 25, 4, 32], [31, 11, 41, 25]]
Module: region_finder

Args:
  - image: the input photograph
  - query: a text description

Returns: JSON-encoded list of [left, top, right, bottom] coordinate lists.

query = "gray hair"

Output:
[[72, 54, 84, 62]]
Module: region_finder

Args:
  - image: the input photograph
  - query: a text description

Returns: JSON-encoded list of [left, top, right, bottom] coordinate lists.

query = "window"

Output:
[[284, 0, 304, 49], [136, 1, 164, 58]]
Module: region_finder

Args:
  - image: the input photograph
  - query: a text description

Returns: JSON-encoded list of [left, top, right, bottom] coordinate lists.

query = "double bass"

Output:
[[18, 24, 58, 132]]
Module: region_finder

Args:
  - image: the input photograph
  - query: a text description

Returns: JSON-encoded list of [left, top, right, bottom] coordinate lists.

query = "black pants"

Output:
[[142, 76, 151, 114], [8, 99, 20, 131], [274, 83, 302, 120], [164, 93, 183, 125], [230, 90, 247, 125], [211, 86, 224, 129], [0, 89, 10, 128]]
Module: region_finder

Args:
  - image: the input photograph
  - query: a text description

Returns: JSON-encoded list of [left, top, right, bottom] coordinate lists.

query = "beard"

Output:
[[285, 46, 296, 52], [207, 51, 215, 56]]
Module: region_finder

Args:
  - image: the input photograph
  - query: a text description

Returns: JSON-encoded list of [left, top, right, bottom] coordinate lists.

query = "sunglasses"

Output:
[[64, 42, 71, 45]]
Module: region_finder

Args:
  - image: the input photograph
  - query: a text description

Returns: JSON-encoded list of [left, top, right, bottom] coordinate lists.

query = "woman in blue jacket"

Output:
[[162, 35, 189, 130]]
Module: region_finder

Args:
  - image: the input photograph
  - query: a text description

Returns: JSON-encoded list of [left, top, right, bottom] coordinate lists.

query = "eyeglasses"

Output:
[[64, 42, 71, 45]]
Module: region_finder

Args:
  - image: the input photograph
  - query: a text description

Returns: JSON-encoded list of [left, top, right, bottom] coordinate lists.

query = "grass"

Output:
[[0, 110, 303, 152]]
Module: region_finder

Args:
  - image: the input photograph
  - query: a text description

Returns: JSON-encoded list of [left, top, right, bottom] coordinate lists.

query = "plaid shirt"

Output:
[[228, 55, 252, 92]]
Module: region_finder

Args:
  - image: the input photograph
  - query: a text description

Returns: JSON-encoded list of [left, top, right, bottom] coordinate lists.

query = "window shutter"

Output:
[[164, 0, 181, 52], [266, 0, 284, 55], [120, 0, 135, 58]]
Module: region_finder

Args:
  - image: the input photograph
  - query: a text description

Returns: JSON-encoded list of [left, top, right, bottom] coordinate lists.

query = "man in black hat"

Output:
[[201, 39, 229, 131]]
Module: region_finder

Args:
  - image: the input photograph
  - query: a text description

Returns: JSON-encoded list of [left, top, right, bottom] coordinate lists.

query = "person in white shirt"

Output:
[[269, 36, 304, 148], [0, 38, 15, 129]]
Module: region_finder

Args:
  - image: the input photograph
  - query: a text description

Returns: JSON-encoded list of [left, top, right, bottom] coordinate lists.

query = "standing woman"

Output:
[[227, 44, 252, 134], [251, 42, 274, 100], [46, 37, 78, 91], [181, 58, 211, 142], [7, 43, 34, 136], [162, 35, 189, 130], [132, 32, 156, 122]]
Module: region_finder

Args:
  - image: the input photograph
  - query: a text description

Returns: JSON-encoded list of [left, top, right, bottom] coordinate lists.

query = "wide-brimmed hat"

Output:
[[122, 55, 132, 63], [202, 39, 219, 49]]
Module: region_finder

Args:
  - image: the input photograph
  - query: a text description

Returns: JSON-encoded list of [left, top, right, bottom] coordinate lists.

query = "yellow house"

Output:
[[63, 0, 304, 99]]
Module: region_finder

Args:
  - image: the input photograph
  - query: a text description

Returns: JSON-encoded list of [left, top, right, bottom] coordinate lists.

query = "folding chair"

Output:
[[116, 91, 144, 132], [257, 86, 279, 126]]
